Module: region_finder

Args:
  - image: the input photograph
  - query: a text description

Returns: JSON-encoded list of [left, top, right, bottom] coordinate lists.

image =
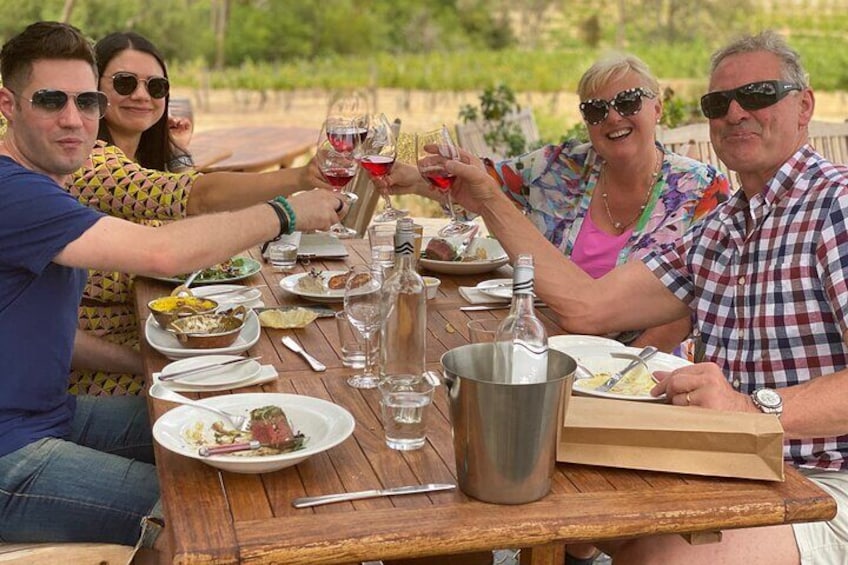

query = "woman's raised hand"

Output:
[[442, 148, 500, 214]]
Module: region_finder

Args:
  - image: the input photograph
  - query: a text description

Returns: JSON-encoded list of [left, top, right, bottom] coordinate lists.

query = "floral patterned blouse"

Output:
[[485, 140, 730, 267]]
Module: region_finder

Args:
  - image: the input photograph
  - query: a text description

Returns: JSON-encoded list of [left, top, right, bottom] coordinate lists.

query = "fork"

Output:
[[595, 346, 658, 393], [149, 383, 250, 431]]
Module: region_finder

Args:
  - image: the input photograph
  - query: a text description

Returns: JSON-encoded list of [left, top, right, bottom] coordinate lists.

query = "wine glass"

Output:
[[344, 265, 382, 389], [316, 122, 359, 239], [361, 113, 407, 222], [415, 125, 476, 237], [326, 90, 369, 154]]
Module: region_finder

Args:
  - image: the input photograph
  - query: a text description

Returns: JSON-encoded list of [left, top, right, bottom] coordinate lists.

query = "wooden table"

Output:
[[189, 126, 318, 172], [134, 238, 836, 565]]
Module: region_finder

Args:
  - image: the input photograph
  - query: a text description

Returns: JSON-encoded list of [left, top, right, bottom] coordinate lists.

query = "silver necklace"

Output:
[[600, 150, 662, 231]]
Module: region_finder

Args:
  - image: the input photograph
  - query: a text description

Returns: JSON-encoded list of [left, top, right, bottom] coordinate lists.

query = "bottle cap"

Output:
[[513, 254, 534, 296]]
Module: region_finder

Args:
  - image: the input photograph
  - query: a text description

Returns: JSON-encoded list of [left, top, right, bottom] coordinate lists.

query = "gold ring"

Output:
[[686, 392, 692, 406]]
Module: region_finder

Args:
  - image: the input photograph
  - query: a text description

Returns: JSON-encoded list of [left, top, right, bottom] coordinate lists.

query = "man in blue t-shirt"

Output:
[[0, 22, 346, 556]]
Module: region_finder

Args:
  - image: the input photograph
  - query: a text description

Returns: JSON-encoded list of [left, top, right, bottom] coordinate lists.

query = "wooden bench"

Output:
[[455, 107, 540, 160], [0, 543, 133, 564]]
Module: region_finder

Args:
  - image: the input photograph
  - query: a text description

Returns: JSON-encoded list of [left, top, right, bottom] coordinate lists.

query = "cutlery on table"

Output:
[[158, 356, 262, 382], [454, 225, 479, 259], [595, 346, 658, 393], [281, 336, 326, 372], [291, 483, 456, 508], [171, 269, 202, 296], [198, 433, 305, 457], [460, 302, 545, 312], [200, 285, 267, 300]]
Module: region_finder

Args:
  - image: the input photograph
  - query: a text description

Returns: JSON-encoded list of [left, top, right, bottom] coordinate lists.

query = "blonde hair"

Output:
[[577, 53, 660, 100]]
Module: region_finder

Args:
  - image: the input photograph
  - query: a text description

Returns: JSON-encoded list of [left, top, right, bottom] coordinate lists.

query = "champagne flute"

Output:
[[361, 113, 407, 222], [416, 125, 476, 237], [326, 90, 369, 154], [316, 122, 359, 239], [344, 265, 382, 389]]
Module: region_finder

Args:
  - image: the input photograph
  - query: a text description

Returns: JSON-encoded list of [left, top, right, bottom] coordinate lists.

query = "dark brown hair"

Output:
[[0, 21, 97, 93], [95, 31, 183, 171]]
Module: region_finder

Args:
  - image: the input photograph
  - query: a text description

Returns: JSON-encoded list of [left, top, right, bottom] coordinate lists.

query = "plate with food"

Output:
[[154, 257, 262, 285], [152, 392, 355, 474], [158, 354, 262, 388], [570, 346, 690, 401], [144, 309, 260, 360], [419, 236, 509, 275], [279, 269, 370, 303]]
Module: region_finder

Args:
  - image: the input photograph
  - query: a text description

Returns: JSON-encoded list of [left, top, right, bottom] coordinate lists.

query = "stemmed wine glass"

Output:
[[415, 125, 476, 237], [316, 122, 359, 239], [326, 90, 369, 153], [361, 113, 407, 222], [344, 265, 382, 389]]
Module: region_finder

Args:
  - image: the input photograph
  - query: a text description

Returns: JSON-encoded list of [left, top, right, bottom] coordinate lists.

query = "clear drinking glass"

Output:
[[316, 121, 359, 239], [343, 265, 382, 389], [325, 90, 369, 153], [362, 113, 407, 222], [415, 125, 475, 237]]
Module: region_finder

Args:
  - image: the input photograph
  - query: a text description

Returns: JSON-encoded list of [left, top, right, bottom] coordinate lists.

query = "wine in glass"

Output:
[[344, 265, 382, 389], [415, 125, 476, 237], [361, 113, 407, 222], [317, 122, 359, 239], [326, 90, 369, 154]]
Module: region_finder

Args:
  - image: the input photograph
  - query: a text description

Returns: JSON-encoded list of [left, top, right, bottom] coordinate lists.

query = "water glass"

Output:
[[268, 242, 298, 272], [379, 375, 434, 451], [367, 224, 395, 270], [467, 318, 502, 343]]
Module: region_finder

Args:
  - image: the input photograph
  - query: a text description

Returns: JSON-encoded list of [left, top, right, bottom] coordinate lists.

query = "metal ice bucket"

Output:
[[440, 343, 575, 504]]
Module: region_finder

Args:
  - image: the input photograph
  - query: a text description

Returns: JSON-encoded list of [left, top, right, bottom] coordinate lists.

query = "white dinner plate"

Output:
[[152, 392, 355, 474], [144, 311, 261, 360], [476, 278, 513, 300], [419, 237, 509, 275], [569, 346, 691, 402], [548, 334, 626, 352], [159, 355, 262, 388], [191, 284, 263, 309], [279, 270, 347, 303]]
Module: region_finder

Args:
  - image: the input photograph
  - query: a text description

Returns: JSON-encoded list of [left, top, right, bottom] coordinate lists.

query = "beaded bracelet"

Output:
[[273, 196, 297, 234], [266, 200, 289, 241]]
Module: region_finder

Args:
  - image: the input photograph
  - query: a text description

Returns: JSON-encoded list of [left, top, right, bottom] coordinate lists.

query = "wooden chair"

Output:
[[454, 107, 540, 160], [809, 119, 848, 164], [655, 122, 737, 185], [0, 542, 133, 564]]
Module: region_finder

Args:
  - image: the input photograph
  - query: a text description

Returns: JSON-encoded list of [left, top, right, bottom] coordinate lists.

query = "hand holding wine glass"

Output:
[[361, 113, 407, 222], [415, 125, 476, 237], [343, 265, 382, 389], [316, 122, 359, 239]]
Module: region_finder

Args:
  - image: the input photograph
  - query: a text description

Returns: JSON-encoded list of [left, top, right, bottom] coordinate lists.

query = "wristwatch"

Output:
[[751, 388, 783, 417]]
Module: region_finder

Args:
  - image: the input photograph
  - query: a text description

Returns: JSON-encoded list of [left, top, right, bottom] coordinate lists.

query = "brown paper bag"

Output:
[[557, 396, 784, 481]]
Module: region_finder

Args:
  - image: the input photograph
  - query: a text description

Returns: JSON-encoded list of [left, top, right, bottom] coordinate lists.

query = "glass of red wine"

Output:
[[416, 125, 475, 237], [317, 122, 359, 239], [361, 113, 407, 223], [326, 90, 369, 155]]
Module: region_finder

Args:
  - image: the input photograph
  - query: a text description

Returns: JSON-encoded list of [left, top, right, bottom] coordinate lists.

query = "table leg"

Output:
[[519, 543, 565, 565]]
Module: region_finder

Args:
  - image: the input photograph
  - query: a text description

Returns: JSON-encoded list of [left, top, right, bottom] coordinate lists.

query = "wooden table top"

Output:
[[190, 125, 318, 173], [134, 238, 836, 565]]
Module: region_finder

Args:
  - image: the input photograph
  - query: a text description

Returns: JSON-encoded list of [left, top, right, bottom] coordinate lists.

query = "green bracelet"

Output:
[[273, 196, 297, 234]]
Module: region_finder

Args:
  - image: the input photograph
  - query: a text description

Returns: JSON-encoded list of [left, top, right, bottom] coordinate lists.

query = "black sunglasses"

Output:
[[700, 80, 802, 119], [12, 89, 108, 119], [111, 72, 169, 99], [579, 87, 656, 126]]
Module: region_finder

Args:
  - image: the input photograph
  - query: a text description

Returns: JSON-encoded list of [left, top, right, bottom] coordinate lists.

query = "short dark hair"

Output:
[[95, 32, 179, 171], [0, 21, 96, 93]]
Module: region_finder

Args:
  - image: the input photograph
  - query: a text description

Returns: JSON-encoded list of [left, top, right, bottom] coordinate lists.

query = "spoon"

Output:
[[172, 269, 203, 297], [149, 383, 250, 431]]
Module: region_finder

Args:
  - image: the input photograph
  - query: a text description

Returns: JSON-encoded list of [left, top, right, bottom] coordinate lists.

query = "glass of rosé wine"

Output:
[[316, 122, 359, 239], [361, 113, 407, 223], [325, 90, 369, 155], [416, 125, 475, 237]]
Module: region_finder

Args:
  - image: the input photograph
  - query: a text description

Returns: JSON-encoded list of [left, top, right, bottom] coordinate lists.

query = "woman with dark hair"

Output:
[[67, 31, 337, 396]]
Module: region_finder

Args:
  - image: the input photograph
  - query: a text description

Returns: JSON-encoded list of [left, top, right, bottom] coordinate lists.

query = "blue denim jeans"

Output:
[[0, 395, 162, 547]]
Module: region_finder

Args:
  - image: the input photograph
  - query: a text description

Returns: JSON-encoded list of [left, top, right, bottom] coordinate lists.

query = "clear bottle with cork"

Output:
[[492, 254, 548, 384], [379, 218, 427, 380]]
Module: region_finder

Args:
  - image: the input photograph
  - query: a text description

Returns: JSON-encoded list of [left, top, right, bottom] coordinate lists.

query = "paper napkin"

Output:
[[459, 286, 510, 305]]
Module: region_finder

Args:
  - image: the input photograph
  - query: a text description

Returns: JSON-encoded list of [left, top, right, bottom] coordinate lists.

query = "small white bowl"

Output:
[[423, 276, 441, 299]]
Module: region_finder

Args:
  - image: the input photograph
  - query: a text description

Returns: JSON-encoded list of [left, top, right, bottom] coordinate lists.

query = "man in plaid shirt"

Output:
[[446, 30, 848, 565]]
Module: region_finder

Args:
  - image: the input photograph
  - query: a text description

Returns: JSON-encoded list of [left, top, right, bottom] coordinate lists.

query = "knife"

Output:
[[291, 483, 456, 508], [460, 302, 545, 311], [281, 336, 327, 372], [158, 356, 262, 382]]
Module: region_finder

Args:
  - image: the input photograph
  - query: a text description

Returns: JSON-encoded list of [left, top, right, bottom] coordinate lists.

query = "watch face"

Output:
[[756, 388, 782, 408]]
